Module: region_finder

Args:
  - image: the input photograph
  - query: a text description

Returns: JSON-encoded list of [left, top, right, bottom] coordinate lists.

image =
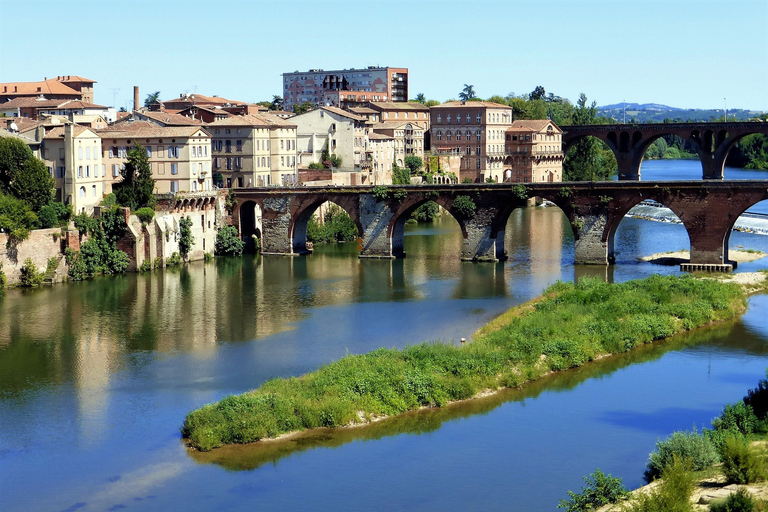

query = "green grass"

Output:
[[182, 275, 749, 451]]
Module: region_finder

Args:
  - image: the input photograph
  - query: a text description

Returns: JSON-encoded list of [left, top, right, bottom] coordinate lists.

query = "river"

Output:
[[2, 160, 768, 511]]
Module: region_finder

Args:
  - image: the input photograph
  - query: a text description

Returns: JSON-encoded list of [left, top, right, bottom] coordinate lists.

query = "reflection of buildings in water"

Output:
[[504, 206, 565, 289]]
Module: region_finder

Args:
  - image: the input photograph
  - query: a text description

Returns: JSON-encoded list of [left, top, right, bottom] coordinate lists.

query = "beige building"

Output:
[[370, 121, 426, 167], [430, 101, 513, 183], [504, 120, 564, 183], [366, 132, 395, 184], [205, 113, 298, 188], [97, 121, 213, 194], [293, 106, 370, 173], [363, 102, 430, 130]]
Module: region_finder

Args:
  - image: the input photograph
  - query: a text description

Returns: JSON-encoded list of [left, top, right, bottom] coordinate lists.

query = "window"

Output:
[[236, 140, 242, 152], [171, 163, 178, 175], [447, 115, 451, 123], [466, 114, 470, 123], [477, 159, 481, 169], [79, 186, 85, 198], [225, 140, 231, 153], [146, 146, 152, 158], [466, 131, 471, 141], [85, 147, 91, 160], [466, 146, 470, 155], [192, 146, 196, 157], [226, 158, 231, 170], [92, 185, 97, 197], [477, 131, 482, 141], [78, 166, 83, 178], [78, 147, 83, 160], [102, 164, 106, 177], [113, 164, 120, 177], [476, 146, 481, 155], [446, 131, 451, 141], [437, 115, 442, 124], [58, 166, 65, 177], [170, 181, 178, 192]]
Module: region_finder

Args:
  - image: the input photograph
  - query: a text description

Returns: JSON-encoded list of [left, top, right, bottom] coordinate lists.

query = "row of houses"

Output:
[[1, 74, 565, 215]]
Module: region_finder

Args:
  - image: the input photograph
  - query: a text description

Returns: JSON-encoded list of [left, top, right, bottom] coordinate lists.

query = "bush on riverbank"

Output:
[[182, 275, 747, 451], [307, 205, 358, 244]]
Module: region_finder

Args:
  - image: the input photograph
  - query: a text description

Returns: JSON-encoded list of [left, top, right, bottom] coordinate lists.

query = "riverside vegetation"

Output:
[[182, 274, 752, 452]]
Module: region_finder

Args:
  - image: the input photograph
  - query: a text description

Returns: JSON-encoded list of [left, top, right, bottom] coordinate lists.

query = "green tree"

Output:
[[404, 155, 423, 173], [529, 85, 547, 101], [293, 101, 314, 114], [179, 216, 194, 260], [113, 144, 156, 211], [563, 94, 616, 181], [11, 157, 54, 212], [413, 93, 426, 104], [144, 91, 161, 107], [215, 226, 244, 256], [270, 95, 284, 111], [0, 137, 34, 193], [459, 84, 476, 102]]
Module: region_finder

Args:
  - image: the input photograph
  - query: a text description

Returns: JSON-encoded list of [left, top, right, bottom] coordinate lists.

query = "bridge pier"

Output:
[[260, 197, 301, 256], [459, 206, 507, 262], [358, 194, 397, 259], [572, 211, 611, 265]]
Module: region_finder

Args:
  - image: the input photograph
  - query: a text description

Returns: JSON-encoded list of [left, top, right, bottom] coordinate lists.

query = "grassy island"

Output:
[[182, 275, 752, 451]]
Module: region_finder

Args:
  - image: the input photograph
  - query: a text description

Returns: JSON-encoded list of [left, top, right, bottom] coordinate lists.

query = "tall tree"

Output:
[[293, 101, 314, 114], [144, 91, 161, 107], [10, 158, 54, 212], [0, 138, 34, 193], [458, 84, 476, 102], [414, 93, 426, 104], [113, 144, 156, 210], [529, 86, 546, 101], [270, 95, 284, 111], [563, 94, 616, 181]]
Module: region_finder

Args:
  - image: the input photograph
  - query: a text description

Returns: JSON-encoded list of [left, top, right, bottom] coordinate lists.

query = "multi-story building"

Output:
[[205, 113, 298, 188], [0, 97, 114, 122], [282, 66, 408, 111], [504, 120, 564, 183], [369, 121, 426, 167], [0, 75, 95, 103], [293, 106, 370, 173], [366, 132, 395, 184], [430, 101, 513, 183], [97, 121, 213, 194], [359, 102, 430, 130]]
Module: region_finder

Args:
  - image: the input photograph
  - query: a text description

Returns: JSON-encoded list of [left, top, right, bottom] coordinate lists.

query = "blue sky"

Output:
[[1, 0, 766, 111]]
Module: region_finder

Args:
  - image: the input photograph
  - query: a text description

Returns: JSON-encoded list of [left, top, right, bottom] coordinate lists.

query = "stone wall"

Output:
[[0, 227, 76, 285]]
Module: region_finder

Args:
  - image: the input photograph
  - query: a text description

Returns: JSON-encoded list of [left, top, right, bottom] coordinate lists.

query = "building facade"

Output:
[[503, 120, 564, 183], [0, 76, 95, 103], [282, 67, 408, 111], [205, 113, 298, 188], [293, 107, 370, 174], [430, 101, 513, 183]]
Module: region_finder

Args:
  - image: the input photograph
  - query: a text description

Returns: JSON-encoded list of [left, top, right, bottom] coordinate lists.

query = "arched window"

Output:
[[79, 186, 85, 198]]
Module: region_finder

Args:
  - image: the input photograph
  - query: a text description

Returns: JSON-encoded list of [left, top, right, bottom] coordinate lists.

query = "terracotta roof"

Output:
[[57, 101, 108, 109], [204, 112, 296, 129], [96, 120, 210, 139], [0, 79, 81, 97], [7, 117, 45, 132], [56, 76, 97, 83], [134, 110, 203, 126], [507, 120, 562, 132], [319, 106, 366, 122], [161, 93, 241, 106], [432, 101, 510, 109], [368, 101, 429, 111], [349, 107, 377, 115], [0, 97, 65, 109]]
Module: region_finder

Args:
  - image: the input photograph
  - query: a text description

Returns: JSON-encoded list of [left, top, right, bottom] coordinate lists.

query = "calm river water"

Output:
[[3, 160, 768, 511]]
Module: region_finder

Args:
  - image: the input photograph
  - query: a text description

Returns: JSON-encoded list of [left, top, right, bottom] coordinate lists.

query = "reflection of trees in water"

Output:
[[188, 320, 743, 472]]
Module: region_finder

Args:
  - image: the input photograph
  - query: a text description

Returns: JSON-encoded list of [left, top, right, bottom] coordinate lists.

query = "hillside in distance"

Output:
[[597, 102, 766, 123]]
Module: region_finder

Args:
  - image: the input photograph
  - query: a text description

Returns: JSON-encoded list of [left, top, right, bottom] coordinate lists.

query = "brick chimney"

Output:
[[134, 86, 139, 111]]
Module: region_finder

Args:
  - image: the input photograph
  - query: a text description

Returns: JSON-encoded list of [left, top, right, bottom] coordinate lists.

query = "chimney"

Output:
[[134, 86, 139, 111]]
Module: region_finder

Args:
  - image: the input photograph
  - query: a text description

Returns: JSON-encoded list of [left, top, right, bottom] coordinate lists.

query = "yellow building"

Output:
[[504, 120, 564, 183]]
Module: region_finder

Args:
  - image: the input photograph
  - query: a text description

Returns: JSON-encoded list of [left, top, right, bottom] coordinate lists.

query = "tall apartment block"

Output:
[[282, 66, 408, 111]]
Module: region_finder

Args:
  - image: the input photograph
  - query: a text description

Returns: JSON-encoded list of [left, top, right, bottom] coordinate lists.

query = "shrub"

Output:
[[713, 402, 759, 436], [412, 201, 439, 222], [512, 184, 529, 201], [19, 258, 43, 287], [709, 487, 758, 512], [179, 216, 194, 260], [215, 226, 244, 256], [462, 177, 473, 183], [626, 456, 696, 512], [452, 195, 476, 219], [139, 259, 152, 273], [306, 206, 357, 244], [73, 212, 97, 236], [744, 373, 768, 421], [372, 186, 388, 202], [135, 207, 155, 225], [0, 262, 6, 290], [557, 468, 630, 511], [0, 191, 37, 242], [167, 252, 181, 267], [100, 193, 117, 208], [204, 252, 213, 263], [37, 204, 58, 228], [719, 436, 767, 485], [645, 427, 719, 481]]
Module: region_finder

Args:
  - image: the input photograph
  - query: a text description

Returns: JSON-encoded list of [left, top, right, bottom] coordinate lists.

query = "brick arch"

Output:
[[387, 193, 467, 257], [290, 196, 363, 254]]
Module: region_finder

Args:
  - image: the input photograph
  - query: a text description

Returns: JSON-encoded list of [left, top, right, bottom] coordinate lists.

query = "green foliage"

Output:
[[182, 275, 747, 451], [0, 262, 5, 290], [392, 165, 411, 185], [204, 252, 213, 262], [709, 487, 759, 512], [320, 146, 342, 169], [719, 436, 767, 485], [626, 456, 696, 512], [306, 205, 358, 244], [179, 216, 194, 260], [215, 225, 245, 256], [0, 137, 34, 193], [512, 184, 529, 201], [135, 207, 155, 225], [0, 191, 37, 243], [458, 84, 476, 102], [113, 144, 156, 211], [452, 195, 476, 219], [645, 427, 719, 481], [144, 91, 161, 107], [462, 177, 473, 183], [308, 162, 324, 170], [10, 157, 54, 212], [392, 188, 408, 202], [139, 259, 152, 273], [167, 252, 182, 267], [224, 189, 237, 214], [100, 193, 117, 208], [744, 372, 768, 420], [412, 201, 439, 222], [65, 208, 129, 280], [293, 101, 314, 114], [563, 94, 617, 181], [19, 258, 43, 287], [712, 402, 760, 437], [372, 186, 389, 202], [404, 155, 423, 173], [558, 469, 630, 511], [38, 202, 72, 229]]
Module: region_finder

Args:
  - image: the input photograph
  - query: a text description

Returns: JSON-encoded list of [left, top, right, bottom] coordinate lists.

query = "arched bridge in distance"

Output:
[[233, 181, 768, 272], [559, 122, 768, 180]]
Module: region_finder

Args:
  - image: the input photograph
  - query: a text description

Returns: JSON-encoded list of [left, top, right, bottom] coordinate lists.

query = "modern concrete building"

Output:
[[430, 101, 514, 183], [504, 120, 564, 183], [282, 66, 408, 111]]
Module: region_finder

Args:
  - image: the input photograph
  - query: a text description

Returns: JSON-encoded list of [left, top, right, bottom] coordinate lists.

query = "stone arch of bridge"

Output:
[[238, 200, 263, 253], [290, 197, 363, 254], [387, 194, 466, 257]]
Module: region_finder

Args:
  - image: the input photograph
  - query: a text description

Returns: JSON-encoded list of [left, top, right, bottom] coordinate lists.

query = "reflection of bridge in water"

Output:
[[560, 122, 768, 180], [234, 181, 768, 272]]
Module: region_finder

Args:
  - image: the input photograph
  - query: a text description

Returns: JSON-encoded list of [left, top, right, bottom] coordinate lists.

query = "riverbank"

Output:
[[182, 274, 761, 452], [641, 249, 766, 266]]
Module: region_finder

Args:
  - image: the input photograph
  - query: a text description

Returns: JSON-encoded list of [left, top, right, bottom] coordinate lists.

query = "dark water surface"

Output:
[[3, 161, 768, 511]]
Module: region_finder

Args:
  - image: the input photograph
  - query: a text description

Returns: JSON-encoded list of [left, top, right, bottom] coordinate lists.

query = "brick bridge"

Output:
[[560, 122, 768, 180], [233, 182, 768, 271]]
